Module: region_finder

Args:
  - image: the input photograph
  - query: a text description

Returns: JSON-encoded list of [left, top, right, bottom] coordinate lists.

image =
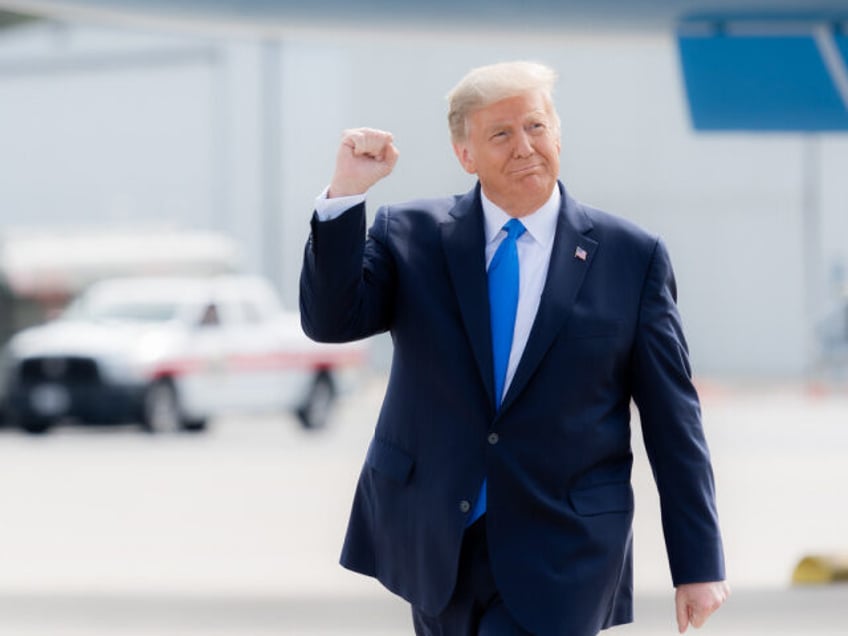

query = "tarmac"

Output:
[[0, 373, 846, 634], [0, 587, 845, 635]]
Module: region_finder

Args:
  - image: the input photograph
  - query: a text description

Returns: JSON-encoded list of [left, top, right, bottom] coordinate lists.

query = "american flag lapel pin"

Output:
[[574, 246, 588, 261]]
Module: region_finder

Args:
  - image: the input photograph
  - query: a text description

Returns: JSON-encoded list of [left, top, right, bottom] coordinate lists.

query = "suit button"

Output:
[[459, 500, 471, 513], [488, 432, 499, 445]]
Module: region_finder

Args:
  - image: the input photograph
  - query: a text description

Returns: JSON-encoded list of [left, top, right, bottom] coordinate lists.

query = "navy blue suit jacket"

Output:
[[300, 182, 725, 636]]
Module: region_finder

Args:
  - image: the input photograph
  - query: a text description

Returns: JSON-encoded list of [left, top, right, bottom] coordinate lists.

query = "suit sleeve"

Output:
[[299, 203, 396, 343], [631, 238, 726, 586]]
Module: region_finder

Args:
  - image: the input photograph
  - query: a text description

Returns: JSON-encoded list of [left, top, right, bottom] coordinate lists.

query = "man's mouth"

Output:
[[511, 164, 542, 175]]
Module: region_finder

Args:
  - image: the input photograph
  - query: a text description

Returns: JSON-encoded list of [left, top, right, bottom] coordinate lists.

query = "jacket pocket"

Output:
[[569, 482, 634, 516], [366, 438, 414, 485]]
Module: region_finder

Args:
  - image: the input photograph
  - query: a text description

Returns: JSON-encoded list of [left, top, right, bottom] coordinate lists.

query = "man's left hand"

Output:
[[674, 580, 730, 633]]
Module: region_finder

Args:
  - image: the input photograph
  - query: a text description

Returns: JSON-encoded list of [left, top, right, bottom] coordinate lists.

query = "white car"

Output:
[[0, 275, 367, 434]]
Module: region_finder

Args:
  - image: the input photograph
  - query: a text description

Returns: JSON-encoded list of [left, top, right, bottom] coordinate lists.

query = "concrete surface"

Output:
[[0, 374, 846, 634]]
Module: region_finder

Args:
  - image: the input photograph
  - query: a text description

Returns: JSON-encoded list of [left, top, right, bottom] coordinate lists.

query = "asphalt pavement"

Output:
[[0, 587, 845, 635], [0, 374, 846, 634]]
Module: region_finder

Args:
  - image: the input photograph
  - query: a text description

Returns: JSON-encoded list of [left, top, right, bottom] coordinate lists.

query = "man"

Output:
[[300, 61, 728, 635]]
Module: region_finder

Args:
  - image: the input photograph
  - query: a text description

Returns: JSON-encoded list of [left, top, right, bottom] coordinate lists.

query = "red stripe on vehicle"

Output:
[[150, 349, 365, 378]]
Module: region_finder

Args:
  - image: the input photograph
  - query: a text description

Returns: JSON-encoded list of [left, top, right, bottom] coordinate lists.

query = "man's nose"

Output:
[[513, 130, 534, 157]]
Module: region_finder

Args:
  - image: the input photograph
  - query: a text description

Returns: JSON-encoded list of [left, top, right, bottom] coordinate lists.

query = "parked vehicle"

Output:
[[0, 227, 242, 345], [0, 275, 367, 433]]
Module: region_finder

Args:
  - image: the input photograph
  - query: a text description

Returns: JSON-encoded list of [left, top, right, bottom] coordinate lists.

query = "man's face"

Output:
[[453, 90, 561, 218]]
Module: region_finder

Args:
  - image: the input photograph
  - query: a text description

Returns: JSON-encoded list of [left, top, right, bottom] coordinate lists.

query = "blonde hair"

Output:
[[447, 61, 559, 142]]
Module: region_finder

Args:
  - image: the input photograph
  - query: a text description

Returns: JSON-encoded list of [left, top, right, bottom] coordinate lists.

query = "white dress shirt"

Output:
[[314, 188, 366, 221], [314, 185, 561, 401]]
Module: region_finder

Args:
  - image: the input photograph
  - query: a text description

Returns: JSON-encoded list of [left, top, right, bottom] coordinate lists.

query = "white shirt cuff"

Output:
[[314, 186, 367, 221]]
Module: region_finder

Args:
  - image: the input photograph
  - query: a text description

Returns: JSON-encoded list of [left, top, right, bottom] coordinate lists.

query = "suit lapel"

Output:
[[440, 185, 496, 412], [499, 187, 597, 414]]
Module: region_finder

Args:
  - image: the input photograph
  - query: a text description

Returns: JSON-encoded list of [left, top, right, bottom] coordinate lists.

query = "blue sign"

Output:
[[677, 15, 848, 131]]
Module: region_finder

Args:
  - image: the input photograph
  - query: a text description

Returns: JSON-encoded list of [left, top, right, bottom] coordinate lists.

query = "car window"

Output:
[[66, 299, 180, 322], [241, 302, 264, 324]]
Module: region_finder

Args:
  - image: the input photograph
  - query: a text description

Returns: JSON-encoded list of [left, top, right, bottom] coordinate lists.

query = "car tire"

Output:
[[20, 415, 53, 435], [297, 372, 335, 430], [181, 417, 207, 432], [143, 379, 193, 433]]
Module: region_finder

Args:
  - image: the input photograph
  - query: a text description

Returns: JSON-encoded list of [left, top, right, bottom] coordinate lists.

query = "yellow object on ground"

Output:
[[792, 555, 848, 585]]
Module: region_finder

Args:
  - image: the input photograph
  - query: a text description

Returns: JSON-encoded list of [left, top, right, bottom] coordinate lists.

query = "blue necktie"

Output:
[[468, 218, 526, 526]]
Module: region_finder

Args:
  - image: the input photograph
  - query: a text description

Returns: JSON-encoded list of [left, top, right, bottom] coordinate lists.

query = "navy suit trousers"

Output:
[[412, 519, 534, 636]]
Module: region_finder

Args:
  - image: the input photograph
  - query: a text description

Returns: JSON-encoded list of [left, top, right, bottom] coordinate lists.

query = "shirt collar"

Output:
[[481, 184, 561, 250]]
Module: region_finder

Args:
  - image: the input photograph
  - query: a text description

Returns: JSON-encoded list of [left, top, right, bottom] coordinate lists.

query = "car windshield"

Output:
[[65, 298, 181, 322]]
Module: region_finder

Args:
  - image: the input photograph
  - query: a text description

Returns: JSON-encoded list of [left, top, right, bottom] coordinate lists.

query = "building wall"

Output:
[[1, 21, 846, 377]]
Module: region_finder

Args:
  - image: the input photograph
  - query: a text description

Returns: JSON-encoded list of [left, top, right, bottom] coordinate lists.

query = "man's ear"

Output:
[[453, 141, 476, 175]]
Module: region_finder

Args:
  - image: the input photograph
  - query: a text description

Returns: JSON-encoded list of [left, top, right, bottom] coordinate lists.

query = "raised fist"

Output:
[[328, 127, 400, 197]]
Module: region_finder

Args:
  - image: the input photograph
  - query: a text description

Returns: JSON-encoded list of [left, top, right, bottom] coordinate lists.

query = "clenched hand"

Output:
[[328, 127, 399, 198], [675, 580, 730, 632]]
